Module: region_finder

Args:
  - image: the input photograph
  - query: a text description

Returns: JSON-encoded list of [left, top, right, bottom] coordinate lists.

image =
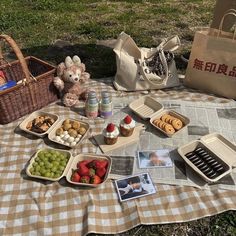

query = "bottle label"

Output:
[[86, 103, 98, 118], [100, 102, 112, 118]]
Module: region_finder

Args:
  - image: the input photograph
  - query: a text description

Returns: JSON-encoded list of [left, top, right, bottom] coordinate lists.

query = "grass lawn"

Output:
[[1, 0, 236, 235]]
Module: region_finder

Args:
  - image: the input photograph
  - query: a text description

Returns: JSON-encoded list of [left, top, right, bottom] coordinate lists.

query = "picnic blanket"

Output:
[[1, 78, 236, 236]]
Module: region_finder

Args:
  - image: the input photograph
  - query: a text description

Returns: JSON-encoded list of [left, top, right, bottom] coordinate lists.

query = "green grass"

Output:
[[0, 0, 215, 77], [1, 1, 236, 234]]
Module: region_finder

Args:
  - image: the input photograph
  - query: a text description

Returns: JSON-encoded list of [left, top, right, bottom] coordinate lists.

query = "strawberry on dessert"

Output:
[[103, 123, 119, 145], [120, 115, 135, 137]]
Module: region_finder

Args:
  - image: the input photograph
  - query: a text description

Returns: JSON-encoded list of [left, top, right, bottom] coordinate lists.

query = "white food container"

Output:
[[178, 133, 235, 182], [26, 148, 112, 187], [129, 96, 190, 137]]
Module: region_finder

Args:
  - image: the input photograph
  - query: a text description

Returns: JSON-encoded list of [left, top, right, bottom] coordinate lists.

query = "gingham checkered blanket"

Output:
[[0, 78, 236, 236]]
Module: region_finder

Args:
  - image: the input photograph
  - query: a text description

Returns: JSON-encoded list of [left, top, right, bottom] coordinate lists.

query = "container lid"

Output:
[[200, 133, 236, 168], [129, 96, 164, 120]]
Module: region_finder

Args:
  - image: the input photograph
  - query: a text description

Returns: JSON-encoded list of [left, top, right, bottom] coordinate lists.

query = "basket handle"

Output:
[[0, 34, 30, 82]]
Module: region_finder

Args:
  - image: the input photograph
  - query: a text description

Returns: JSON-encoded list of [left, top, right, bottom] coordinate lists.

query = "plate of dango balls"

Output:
[[48, 119, 90, 148]]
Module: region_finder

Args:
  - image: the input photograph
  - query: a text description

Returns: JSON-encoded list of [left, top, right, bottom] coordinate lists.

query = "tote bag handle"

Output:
[[218, 9, 236, 39]]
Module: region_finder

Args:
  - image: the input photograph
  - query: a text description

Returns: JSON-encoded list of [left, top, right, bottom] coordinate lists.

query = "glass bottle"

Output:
[[85, 91, 98, 118], [99, 91, 112, 119]]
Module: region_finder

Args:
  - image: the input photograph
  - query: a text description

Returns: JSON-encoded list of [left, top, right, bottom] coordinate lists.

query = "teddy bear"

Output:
[[53, 55, 90, 107]]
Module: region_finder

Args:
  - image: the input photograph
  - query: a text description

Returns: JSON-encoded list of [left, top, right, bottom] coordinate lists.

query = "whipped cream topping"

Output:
[[103, 126, 119, 138], [120, 119, 135, 129]]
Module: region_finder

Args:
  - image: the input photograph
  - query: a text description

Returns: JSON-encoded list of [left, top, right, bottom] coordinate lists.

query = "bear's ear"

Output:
[[65, 56, 73, 68], [80, 72, 90, 83], [73, 55, 81, 67], [80, 63, 86, 72], [57, 63, 66, 76]]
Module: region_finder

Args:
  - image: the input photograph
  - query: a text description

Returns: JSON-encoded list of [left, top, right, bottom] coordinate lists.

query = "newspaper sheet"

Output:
[[95, 96, 236, 190]]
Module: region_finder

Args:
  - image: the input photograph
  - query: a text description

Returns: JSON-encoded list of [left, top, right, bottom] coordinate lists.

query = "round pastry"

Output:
[[68, 129, 77, 138], [120, 115, 135, 137], [152, 119, 161, 127], [159, 121, 167, 130], [63, 123, 72, 131], [78, 127, 87, 135], [56, 127, 64, 136], [164, 124, 175, 134], [171, 119, 183, 130], [72, 121, 80, 130], [63, 119, 71, 126], [103, 123, 119, 145], [161, 114, 172, 123]]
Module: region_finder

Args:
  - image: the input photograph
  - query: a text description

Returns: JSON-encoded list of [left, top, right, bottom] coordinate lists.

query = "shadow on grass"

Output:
[[7, 42, 117, 79]]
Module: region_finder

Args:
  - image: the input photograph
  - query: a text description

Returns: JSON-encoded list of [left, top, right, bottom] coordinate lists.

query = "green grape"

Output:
[[52, 161, 59, 167], [29, 167, 34, 173], [32, 162, 37, 167], [59, 166, 65, 171], [45, 153, 51, 158], [35, 157, 40, 162], [40, 169, 47, 175], [51, 166, 57, 173], [49, 172, 54, 178], [60, 160, 67, 167], [39, 162, 45, 167], [38, 152, 44, 158], [54, 173, 61, 178], [45, 172, 51, 178], [57, 153, 64, 160], [35, 165, 41, 172], [34, 172, 41, 176]]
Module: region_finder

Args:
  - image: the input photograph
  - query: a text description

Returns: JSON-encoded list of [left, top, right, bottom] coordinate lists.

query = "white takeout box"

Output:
[[129, 96, 190, 137], [48, 118, 90, 148], [19, 111, 59, 138], [178, 133, 236, 182], [26, 148, 112, 187], [19, 112, 90, 148]]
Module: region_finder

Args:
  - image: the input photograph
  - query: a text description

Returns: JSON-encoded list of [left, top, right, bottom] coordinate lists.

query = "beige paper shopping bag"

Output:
[[185, 10, 236, 99]]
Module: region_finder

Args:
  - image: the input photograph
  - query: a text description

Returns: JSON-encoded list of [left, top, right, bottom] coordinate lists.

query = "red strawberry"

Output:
[[90, 175, 102, 184], [99, 160, 108, 168], [89, 159, 107, 169], [124, 115, 132, 124], [106, 123, 115, 132], [77, 165, 89, 176], [96, 167, 107, 178], [77, 160, 91, 169], [71, 171, 80, 182], [88, 168, 96, 177], [79, 176, 90, 183]]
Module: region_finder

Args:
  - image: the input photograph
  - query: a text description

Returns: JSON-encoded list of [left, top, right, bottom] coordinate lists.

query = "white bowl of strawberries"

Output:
[[66, 154, 112, 187]]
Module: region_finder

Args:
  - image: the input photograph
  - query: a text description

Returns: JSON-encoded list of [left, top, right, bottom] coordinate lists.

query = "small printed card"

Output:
[[114, 173, 156, 202], [138, 149, 173, 169]]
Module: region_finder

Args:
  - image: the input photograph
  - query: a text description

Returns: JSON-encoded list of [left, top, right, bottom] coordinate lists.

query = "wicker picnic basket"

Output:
[[0, 34, 59, 124]]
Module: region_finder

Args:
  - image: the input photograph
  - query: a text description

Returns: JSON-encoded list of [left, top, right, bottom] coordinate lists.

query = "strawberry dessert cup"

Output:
[[120, 115, 135, 137], [103, 123, 119, 145]]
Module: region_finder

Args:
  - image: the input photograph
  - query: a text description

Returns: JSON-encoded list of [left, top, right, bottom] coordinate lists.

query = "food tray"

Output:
[[129, 96, 164, 119], [26, 148, 111, 187], [178, 133, 235, 182], [200, 133, 236, 168], [26, 148, 72, 182], [48, 118, 90, 148], [150, 110, 190, 137], [19, 111, 59, 138], [129, 96, 190, 137], [66, 153, 112, 187]]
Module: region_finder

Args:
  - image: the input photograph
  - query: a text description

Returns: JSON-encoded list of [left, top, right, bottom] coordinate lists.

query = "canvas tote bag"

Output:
[[184, 10, 236, 99], [113, 32, 181, 91]]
